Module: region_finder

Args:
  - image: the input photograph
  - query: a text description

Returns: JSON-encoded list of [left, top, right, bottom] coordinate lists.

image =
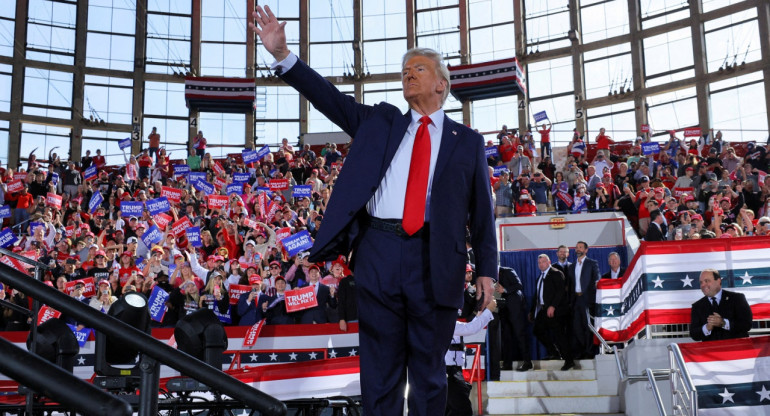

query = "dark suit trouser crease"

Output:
[[533, 311, 571, 360], [571, 295, 594, 358], [355, 225, 457, 416], [502, 294, 530, 362]]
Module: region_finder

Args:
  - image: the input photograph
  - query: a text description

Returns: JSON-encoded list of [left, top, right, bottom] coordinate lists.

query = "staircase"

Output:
[[485, 355, 623, 415]]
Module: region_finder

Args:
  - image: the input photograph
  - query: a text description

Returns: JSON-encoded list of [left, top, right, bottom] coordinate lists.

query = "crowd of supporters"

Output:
[[1, 125, 769, 332], [487, 126, 770, 240]]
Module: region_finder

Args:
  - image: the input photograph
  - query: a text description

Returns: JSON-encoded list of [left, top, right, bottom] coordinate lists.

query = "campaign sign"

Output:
[[147, 197, 171, 216], [275, 227, 292, 243], [242, 149, 259, 164], [193, 179, 215, 195], [86, 192, 102, 214], [189, 171, 207, 184], [7, 179, 23, 194], [28, 222, 42, 234], [641, 142, 661, 155], [64, 278, 96, 298], [533, 110, 549, 123], [213, 161, 225, 177], [493, 165, 508, 177], [214, 177, 227, 190], [186, 226, 202, 248], [37, 306, 61, 326], [285, 286, 318, 313], [256, 145, 271, 161], [209, 196, 230, 211], [148, 286, 170, 322], [214, 307, 232, 324], [0, 228, 18, 248], [170, 217, 193, 237], [640, 124, 651, 133], [242, 218, 259, 229], [13, 172, 27, 182], [226, 183, 243, 195], [292, 185, 312, 198], [47, 193, 62, 210], [153, 213, 173, 230], [228, 284, 252, 306], [173, 164, 190, 178], [84, 166, 97, 181], [0, 205, 11, 219], [684, 127, 702, 137], [673, 187, 695, 198], [64, 225, 75, 237], [265, 201, 282, 222], [51, 172, 59, 186], [242, 319, 266, 348], [142, 225, 163, 247], [281, 230, 313, 257], [161, 186, 182, 204], [331, 162, 343, 171], [233, 172, 250, 183], [118, 137, 132, 150], [0, 255, 29, 276], [120, 201, 144, 217], [67, 324, 92, 347], [485, 146, 499, 158], [257, 186, 270, 195], [269, 179, 289, 191]]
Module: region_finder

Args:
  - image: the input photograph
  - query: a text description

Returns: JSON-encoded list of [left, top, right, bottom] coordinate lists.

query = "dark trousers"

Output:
[[570, 295, 595, 358], [445, 365, 472, 416], [532, 309, 571, 361], [355, 226, 457, 416], [501, 294, 530, 364], [541, 142, 551, 160]]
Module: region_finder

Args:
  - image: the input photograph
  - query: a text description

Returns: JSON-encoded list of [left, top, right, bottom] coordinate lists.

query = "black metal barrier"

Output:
[[0, 262, 287, 416]]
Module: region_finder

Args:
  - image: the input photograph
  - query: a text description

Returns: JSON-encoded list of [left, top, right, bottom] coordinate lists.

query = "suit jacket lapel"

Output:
[[380, 111, 411, 180], [433, 115, 461, 183]]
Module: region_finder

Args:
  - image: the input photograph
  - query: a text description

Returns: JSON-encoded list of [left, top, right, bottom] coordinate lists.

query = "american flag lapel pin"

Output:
[[452, 130, 457, 135]]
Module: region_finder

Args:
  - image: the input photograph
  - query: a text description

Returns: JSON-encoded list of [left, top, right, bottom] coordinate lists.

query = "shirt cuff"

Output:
[[723, 318, 731, 331], [271, 52, 298, 75], [702, 324, 711, 336]]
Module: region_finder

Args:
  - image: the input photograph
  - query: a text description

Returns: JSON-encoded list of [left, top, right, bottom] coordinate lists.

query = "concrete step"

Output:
[[527, 359, 596, 371], [500, 368, 597, 382], [487, 395, 621, 415], [488, 379, 600, 397]]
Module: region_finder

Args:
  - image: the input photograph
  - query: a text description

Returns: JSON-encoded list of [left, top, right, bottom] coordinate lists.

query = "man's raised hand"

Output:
[[249, 5, 289, 62]]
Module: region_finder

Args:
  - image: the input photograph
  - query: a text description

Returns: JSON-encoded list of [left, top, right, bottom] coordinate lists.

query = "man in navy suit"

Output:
[[299, 265, 337, 324], [251, 6, 497, 415], [567, 241, 600, 359], [690, 269, 752, 341]]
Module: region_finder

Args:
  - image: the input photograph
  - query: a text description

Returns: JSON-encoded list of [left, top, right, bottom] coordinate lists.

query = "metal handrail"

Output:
[[668, 343, 698, 416], [646, 368, 670, 416], [466, 343, 483, 416], [586, 308, 613, 354]]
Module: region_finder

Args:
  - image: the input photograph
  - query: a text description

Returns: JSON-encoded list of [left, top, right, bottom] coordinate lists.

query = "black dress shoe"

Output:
[[501, 363, 514, 371], [516, 361, 533, 372], [560, 360, 575, 371]]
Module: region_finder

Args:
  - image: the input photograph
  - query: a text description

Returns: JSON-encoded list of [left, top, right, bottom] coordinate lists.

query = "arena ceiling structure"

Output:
[[0, 0, 768, 168]]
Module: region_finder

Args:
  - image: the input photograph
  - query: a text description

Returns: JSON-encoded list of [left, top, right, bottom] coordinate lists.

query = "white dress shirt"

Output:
[[574, 257, 585, 293]]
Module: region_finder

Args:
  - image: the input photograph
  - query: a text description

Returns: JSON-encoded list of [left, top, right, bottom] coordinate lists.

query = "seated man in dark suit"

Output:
[[690, 268, 752, 341], [299, 265, 337, 324], [600, 252, 625, 280]]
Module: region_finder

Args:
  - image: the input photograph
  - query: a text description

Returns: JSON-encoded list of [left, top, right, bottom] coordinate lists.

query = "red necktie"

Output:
[[403, 116, 432, 235]]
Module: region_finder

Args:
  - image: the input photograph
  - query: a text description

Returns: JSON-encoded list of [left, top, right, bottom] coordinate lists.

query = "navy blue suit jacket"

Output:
[[280, 59, 497, 309], [237, 291, 263, 326]]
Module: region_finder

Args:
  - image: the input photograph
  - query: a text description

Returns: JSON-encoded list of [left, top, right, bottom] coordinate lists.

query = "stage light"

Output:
[[94, 292, 151, 377], [175, 308, 228, 368], [26, 318, 79, 373]]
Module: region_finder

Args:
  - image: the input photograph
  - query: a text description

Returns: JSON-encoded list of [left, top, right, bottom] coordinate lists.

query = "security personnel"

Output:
[[496, 266, 532, 371]]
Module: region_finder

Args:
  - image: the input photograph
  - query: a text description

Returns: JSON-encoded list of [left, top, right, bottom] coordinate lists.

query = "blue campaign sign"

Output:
[[120, 201, 144, 217], [0, 205, 11, 219], [256, 144, 271, 161], [485, 146, 499, 158], [0, 228, 17, 248], [186, 226, 202, 247], [146, 197, 171, 215], [189, 171, 207, 183], [142, 225, 163, 247], [193, 179, 215, 195], [641, 142, 661, 155], [214, 306, 232, 324], [84, 166, 97, 181], [233, 172, 250, 183], [533, 111, 549, 123], [118, 137, 132, 150], [292, 185, 312, 198], [174, 164, 190, 177], [147, 286, 170, 322], [226, 183, 242, 195], [242, 149, 259, 164], [89, 192, 104, 214], [281, 230, 313, 257], [257, 187, 270, 194], [28, 222, 42, 234], [493, 165, 509, 177], [67, 324, 92, 348], [50, 172, 59, 186]]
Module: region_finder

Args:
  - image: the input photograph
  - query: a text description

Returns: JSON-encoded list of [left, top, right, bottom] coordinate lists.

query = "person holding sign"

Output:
[[260, 276, 296, 325], [298, 265, 337, 324], [537, 121, 552, 161], [199, 271, 230, 315]]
